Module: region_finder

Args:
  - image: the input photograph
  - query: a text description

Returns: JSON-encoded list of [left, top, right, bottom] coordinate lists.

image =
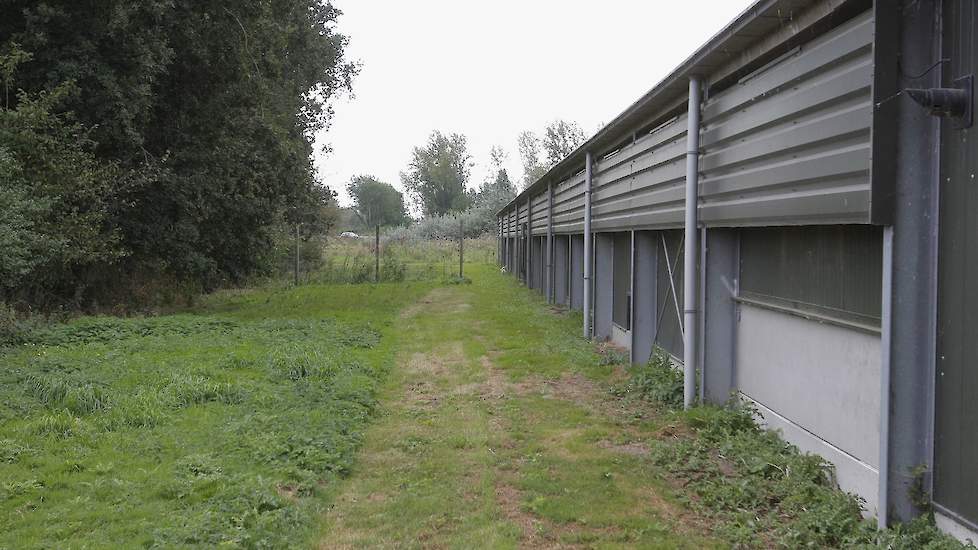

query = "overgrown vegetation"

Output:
[[619, 352, 972, 549], [0, 280, 432, 548], [278, 235, 497, 285], [0, 1, 355, 309], [614, 348, 684, 409]]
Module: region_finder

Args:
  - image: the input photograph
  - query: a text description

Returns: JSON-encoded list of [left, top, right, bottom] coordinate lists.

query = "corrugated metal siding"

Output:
[[531, 190, 549, 235], [699, 10, 873, 226], [510, 209, 518, 237], [935, 0, 978, 526], [498, 8, 874, 234], [552, 172, 586, 234], [590, 114, 689, 232]]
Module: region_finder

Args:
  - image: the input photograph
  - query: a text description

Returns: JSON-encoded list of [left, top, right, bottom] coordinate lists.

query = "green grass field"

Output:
[[0, 281, 433, 548], [1, 254, 968, 549]]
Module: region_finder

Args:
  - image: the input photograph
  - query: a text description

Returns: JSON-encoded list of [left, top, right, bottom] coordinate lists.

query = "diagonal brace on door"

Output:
[[651, 233, 685, 345]]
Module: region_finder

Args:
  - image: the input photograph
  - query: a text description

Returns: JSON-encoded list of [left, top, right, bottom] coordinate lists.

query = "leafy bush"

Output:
[[615, 348, 971, 548], [0, 46, 124, 309], [644, 402, 971, 548], [380, 251, 407, 282], [0, 302, 46, 346], [619, 348, 684, 409]]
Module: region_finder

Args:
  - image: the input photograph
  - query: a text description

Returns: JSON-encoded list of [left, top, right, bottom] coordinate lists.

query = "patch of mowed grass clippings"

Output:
[[0, 281, 433, 549], [621, 357, 971, 548]]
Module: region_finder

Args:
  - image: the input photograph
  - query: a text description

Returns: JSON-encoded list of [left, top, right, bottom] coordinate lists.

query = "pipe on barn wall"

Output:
[[510, 208, 515, 273], [505, 214, 510, 271], [525, 199, 532, 286], [497, 218, 502, 267], [514, 204, 519, 278], [546, 182, 554, 303], [683, 76, 702, 410], [583, 151, 594, 339], [518, 202, 524, 281], [509, 208, 513, 274], [699, 226, 707, 404]]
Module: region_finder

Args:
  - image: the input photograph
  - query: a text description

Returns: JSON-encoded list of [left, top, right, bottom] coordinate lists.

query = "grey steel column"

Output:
[[497, 218, 502, 266], [683, 76, 702, 410], [879, 0, 941, 527], [583, 152, 594, 339], [510, 209, 515, 273], [516, 202, 522, 281], [546, 182, 554, 303], [702, 229, 738, 404], [504, 215, 509, 271], [526, 199, 532, 287]]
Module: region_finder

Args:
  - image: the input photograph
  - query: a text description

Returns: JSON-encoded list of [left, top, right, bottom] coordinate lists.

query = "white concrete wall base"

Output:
[[611, 324, 630, 349], [936, 510, 978, 546], [735, 304, 881, 469], [741, 394, 880, 519]]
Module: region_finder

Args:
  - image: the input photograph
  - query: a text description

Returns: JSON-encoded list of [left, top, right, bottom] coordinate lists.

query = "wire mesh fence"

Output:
[[300, 234, 496, 285]]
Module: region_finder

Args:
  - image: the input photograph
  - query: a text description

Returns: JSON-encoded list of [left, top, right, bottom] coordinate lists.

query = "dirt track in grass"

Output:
[[317, 268, 722, 549]]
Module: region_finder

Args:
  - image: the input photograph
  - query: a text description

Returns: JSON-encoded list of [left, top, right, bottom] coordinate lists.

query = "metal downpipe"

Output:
[[525, 200, 532, 287], [546, 182, 554, 303], [583, 151, 593, 339], [683, 76, 702, 410]]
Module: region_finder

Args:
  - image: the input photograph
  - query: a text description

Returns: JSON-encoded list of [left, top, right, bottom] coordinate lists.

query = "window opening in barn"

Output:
[[739, 225, 883, 327]]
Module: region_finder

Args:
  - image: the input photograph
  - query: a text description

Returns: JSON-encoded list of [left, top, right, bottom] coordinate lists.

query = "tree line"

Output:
[[0, 0, 588, 309], [0, 1, 355, 309], [347, 120, 586, 238]]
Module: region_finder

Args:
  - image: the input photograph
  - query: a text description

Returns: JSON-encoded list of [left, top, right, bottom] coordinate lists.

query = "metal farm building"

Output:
[[496, 0, 977, 540]]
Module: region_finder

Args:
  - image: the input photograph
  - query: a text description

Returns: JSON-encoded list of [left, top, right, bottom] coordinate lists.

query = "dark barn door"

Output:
[[935, 0, 978, 528], [612, 232, 632, 330]]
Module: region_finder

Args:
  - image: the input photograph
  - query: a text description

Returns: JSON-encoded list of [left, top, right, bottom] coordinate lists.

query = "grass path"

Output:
[[317, 265, 721, 549]]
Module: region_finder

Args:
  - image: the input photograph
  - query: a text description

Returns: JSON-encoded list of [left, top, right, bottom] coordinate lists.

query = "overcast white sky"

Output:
[[314, 0, 756, 207]]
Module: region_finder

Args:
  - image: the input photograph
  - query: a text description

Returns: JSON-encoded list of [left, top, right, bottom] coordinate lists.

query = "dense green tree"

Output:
[[478, 146, 516, 207], [0, 76, 123, 306], [401, 131, 472, 217], [481, 169, 516, 201], [517, 130, 547, 189], [347, 175, 408, 228], [517, 119, 587, 188], [542, 119, 586, 166], [0, 1, 356, 305]]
